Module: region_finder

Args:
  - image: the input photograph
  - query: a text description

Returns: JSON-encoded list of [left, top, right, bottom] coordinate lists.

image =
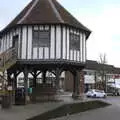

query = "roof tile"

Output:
[[1, 0, 91, 36]]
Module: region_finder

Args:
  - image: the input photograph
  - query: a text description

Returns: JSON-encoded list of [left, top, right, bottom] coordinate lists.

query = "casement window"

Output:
[[33, 30, 50, 47], [70, 33, 80, 50]]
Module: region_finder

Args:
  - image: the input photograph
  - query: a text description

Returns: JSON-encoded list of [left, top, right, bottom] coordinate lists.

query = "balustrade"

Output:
[[0, 48, 17, 71]]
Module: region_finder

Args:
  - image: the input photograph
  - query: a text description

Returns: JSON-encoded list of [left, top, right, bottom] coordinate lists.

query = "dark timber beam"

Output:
[[7, 72, 12, 86], [13, 72, 18, 90], [33, 72, 37, 88], [55, 68, 61, 90], [36, 71, 41, 76], [32, 70, 37, 88], [42, 70, 46, 84], [31, 70, 42, 87], [23, 67, 29, 104], [72, 70, 80, 99]]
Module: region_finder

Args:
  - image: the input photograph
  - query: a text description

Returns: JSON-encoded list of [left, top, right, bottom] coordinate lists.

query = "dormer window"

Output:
[[33, 30, 50, 47], [70, 33, 80, 50]]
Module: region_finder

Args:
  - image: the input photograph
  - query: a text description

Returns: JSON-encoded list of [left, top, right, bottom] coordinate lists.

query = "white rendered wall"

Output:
[[27, 26, 32, 59], [21, 26, 27, 59], [66, 27, 70, 60], [50, 26, 55, 59], [62, 26, 66, 59], [56, 25, 61, 59], [0, 25, 87, 63]]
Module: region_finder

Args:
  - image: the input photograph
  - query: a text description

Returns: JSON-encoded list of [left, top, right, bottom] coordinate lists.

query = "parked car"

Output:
[[86, 89, 107, 98], [107, 84, 120, 96]]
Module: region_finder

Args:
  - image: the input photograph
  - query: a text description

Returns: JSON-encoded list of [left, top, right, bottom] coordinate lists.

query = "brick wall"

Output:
[[65, 71, 85, 94]]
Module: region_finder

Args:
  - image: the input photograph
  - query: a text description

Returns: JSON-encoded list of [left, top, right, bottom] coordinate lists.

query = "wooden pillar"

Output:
[[13, 72, 18, 105], [73, 72, 76, 94], [13, 73, 17, 90], [33, 74, 37, 87], [13, 71, 21, 90], [72, 71, 80, 99], [32, 71, 37, 88], [80, 71, 84, 95], [7, 72, 12, 86], [23, 68, 29, 104], [42, 70, 46, 84], [56, 68, 60, 90]]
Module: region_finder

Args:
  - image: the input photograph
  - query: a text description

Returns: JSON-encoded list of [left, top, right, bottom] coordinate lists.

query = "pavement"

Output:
[[0, 92, 85, 120], [0, 93, 120, 120], [0, 102, 63, 120]]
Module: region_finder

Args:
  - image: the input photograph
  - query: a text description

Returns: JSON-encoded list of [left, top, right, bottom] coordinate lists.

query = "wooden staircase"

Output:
[[0, 48, 17, 72], [0, 48, 17, 98]]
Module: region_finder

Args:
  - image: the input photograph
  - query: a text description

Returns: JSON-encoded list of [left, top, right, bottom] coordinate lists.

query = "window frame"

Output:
[[33, 30, 50, 47], [69, 33, 80, 50]]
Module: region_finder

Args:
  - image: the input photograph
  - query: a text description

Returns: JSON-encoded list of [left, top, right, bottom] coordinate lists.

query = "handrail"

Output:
[[0, 47, 17, 71], [0, 74, 7, 81]]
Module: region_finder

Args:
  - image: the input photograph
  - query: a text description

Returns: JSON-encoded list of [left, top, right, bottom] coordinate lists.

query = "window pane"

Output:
[[70, 33, 80, 50], [33, 31, 39, 46], [33, 30, 50, 47], [39, 31, 49, 47]]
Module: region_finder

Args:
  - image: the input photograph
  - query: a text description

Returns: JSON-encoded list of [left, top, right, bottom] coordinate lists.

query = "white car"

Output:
[[86, 89, 107, 98]]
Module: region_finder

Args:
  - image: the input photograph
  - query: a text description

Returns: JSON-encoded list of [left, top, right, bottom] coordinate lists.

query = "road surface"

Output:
[[52, 96, 120, 120]]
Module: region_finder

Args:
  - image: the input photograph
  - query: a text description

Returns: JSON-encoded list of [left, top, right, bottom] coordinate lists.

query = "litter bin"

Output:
[[1, 94, 11, 109]]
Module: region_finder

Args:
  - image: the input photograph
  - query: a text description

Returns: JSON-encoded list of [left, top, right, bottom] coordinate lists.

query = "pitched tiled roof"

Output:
[[97, 64, 114, 73], [113, 67, 120, 74], [86, 60, 98, 70], [1, 0, 91, 37], [86, 60, 120, 74]]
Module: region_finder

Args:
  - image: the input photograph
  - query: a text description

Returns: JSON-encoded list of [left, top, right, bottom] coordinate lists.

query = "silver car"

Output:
[[86, 89, 107, 98]]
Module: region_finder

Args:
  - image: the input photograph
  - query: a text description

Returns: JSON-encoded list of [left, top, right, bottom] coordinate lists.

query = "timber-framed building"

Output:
[[0, 0, 91, 104]]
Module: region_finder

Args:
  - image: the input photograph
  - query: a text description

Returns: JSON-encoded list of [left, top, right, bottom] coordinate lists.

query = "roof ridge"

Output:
[[1, 0, 91, 36], [17, 0, 39, 24], [48, 0, 64, 23]]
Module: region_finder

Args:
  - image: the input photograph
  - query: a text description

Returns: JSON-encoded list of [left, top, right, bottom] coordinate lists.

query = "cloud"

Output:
[[0, 0, 30, 30], [73, 4, 120, 67], [0, 0, 120, 67]]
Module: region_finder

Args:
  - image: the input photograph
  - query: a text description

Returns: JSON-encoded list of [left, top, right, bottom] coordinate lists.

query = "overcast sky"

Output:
[[0, 0, 120, 67]]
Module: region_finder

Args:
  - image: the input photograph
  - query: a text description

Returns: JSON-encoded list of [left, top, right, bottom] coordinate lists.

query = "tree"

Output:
[[97, 53, 107, 91], [99, 53, 107, 64]]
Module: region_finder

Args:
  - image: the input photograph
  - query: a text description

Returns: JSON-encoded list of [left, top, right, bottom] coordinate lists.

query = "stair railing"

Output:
[[0, 47, 17, 71]]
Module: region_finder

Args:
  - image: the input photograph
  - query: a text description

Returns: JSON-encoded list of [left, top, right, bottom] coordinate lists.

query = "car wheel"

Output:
[[93, 94, 96, 98], [103, 95, 106, 98]]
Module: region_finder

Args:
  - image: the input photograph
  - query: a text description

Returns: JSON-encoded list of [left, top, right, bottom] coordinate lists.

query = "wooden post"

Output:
[[13, 72, 17, 91], [32, 71, 37, 88], [7, 72, 12, 86], [56, 68, 60, 90], [42, 70, 46, 84], [33, 74, 37, 87], [79, 71, 84, 96], [72, 71, 80, 99], [12, 72, 18, 105], [23, 68, 29, 104]]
